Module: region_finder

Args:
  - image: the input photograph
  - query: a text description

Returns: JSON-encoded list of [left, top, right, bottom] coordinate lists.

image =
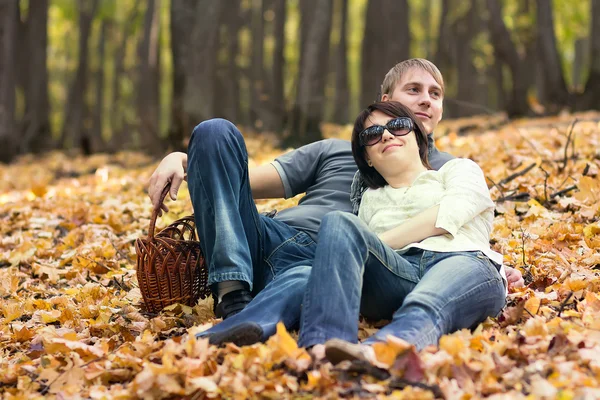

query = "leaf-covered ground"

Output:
[[1, 112, 600, 399]]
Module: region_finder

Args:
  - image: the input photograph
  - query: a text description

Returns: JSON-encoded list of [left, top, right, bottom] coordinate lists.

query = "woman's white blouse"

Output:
[[359, 158, 507, 286]]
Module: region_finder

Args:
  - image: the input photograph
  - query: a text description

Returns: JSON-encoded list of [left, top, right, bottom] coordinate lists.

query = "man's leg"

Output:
[[187, 119, 267, 316], [363, 251, 506, 350], [197, 265, 312, 345], [298, 211, 419, 348]]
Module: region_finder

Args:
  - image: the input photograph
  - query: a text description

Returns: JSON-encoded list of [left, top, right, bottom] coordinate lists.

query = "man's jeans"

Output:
[[298, 211, 506, 351], [187, 119, 316, 340]]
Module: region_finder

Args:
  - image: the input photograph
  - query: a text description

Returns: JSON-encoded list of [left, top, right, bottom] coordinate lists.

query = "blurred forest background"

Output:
[[0, 0, 598, 163]]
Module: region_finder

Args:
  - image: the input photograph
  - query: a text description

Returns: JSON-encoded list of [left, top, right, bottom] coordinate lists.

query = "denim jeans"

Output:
[[187, 119, 317, 340], [298, 211, 506, 351]]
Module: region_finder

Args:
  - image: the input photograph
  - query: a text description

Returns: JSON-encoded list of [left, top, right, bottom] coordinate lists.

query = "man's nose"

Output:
[[418, 92, 432, 107]]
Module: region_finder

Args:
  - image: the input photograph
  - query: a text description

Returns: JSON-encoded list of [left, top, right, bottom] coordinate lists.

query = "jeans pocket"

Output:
[[475, 251, 500, 272], [266, 232, 316, 276]]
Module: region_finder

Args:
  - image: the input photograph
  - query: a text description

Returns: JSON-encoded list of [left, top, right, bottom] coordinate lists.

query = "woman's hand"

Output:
[[505, 266, 524, 290], [147, 152, 187, 216]]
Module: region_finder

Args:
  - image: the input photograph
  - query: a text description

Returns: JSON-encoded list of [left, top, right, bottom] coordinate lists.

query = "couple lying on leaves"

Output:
[[147, 59, 524, 366]]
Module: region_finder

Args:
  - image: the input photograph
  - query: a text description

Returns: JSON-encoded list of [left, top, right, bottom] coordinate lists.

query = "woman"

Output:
[[297, 101, 507, 363]]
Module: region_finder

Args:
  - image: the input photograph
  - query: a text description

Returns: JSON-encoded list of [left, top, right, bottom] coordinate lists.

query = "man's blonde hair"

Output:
[[380, 58, 445, 97]]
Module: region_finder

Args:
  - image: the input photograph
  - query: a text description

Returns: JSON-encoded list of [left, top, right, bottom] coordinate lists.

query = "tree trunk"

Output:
[[170, 0, 223, 149], [579, 0, 600, 110], [0, 0, 18, 163], [107, 0, 140, 151], [572, 38, 588, 90], [215, 0, 242, 123], [288, 0, 333, 146], [20, 0, 51, 154], [332, 0, 349, 124], [453, 0, 486, 117], [486, 0, 530, 117], [434, 0, 452, 71], [60, 0, 99, 150], [360, 0, 410, 108], [535, 0, 570, 110], [270, 0, 286, 132], [89, 19, 106, 154], [250, 0, 266, 129], [137, 0, 162, 153]]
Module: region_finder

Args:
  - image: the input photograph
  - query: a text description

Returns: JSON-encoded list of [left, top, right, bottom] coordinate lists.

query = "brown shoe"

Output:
[[324, 339, 376, 365]]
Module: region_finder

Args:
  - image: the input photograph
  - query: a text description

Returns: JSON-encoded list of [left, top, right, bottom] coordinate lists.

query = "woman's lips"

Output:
[[383, 144, 402, 153]]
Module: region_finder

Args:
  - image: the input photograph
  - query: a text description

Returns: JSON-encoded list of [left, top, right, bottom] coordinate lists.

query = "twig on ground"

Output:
[[550, 185, 577, 199], [487, 177, 505, 198], [560, 119, 579, 172], [496, 192, 530, 203], [499, 163, 537, 186], [558, 291, 574, 317]]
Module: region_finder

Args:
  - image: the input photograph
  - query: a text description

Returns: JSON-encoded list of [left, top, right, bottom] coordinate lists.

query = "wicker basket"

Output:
[[135, 186, 211, 313]]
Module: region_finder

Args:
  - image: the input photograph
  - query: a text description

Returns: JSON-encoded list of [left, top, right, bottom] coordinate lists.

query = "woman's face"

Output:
[[362, 110, 421, 173]]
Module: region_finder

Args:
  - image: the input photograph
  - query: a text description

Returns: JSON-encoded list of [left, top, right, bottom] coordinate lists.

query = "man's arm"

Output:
[[249, 163, 285, 199], [378, 205, 448, 249]]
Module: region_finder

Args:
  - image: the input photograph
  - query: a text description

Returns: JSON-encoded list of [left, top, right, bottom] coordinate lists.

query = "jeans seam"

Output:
[[368, 248, 419, 284], [431, 275, 504, 333], [265, 232, 311, 262]]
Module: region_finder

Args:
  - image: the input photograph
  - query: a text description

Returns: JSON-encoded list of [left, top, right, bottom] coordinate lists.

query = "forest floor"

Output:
[[1, 112, 600, 399]]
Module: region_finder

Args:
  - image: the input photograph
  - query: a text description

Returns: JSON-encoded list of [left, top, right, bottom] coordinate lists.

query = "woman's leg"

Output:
[[297, 211, 419, 348], [364, 251, 506, 350]]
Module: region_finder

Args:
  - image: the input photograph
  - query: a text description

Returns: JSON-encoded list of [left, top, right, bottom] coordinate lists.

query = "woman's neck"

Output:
[[381, 162, 428, 188]]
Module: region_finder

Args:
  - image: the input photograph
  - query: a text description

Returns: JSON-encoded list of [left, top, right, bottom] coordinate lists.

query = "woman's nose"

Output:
[[381, 129, 394, 141]]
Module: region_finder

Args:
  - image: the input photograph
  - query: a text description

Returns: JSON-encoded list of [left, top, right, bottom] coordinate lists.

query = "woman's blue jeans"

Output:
[[298, 211, 506, 350]]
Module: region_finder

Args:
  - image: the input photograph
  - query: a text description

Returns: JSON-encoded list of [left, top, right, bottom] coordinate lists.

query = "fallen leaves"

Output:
[[1, 114, 600, 398]]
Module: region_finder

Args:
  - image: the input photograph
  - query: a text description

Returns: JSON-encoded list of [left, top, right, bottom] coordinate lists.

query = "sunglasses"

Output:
[[359, 117, 414, 146]]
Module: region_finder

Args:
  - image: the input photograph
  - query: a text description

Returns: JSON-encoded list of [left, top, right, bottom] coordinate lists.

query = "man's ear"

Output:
[[381, 93, 390, 101]]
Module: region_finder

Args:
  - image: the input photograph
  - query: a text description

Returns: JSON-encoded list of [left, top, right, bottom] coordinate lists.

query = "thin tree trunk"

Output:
[[108, 0, 140, 151], [0, 0, 18, 163], [288, 0, 333, 146], [579, 0, 600, 110], [572, 38, 588, 90], [486, 0, 530, 117], [332, 0, 349, 124], [453, 0, 485, 117], [269, 0, 286, 132], [60, 0, 99, 150], [217, 0, 242, 123], [20, 0, 51, 154], [535, 0, 570, 110], [137, 0, 162, 153], [250, 0, 266, 129], [90, 20, 106, 153]]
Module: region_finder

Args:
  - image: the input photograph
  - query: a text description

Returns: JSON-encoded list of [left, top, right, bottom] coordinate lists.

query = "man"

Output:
[[147, 59, 523, 346]]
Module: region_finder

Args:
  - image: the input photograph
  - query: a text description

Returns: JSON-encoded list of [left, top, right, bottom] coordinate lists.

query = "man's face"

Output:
[[381, 68, 443, 134]]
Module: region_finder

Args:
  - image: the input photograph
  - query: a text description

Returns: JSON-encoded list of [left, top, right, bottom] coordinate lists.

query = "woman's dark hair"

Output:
[[351, 101, 431, 189]]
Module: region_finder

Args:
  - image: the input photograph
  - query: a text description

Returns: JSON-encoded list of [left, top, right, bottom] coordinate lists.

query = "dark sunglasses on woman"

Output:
[[359, 117, 414, 146]]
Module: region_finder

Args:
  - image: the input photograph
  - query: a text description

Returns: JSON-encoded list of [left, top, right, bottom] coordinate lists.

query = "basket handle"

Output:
[[149, 184, 171, 238]]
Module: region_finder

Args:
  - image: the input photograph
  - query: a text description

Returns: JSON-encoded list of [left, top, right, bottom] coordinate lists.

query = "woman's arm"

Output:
[[378, 205, 448, 249]]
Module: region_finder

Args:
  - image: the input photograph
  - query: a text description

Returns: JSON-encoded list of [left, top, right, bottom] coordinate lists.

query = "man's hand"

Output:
[[505, 266, 524, 291], [147, 152, 187, 216]]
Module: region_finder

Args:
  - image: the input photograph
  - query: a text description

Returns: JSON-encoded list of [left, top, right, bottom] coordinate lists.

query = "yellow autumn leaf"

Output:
[[525, 296, 541, 315]]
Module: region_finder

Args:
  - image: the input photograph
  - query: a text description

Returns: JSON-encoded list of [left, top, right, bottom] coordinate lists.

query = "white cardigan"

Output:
[[359, 158, 507, 286]]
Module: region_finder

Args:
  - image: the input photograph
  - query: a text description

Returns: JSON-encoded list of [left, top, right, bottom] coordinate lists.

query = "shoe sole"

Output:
[[208, 323, 263, 347], [325, 339, 369, 365]]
